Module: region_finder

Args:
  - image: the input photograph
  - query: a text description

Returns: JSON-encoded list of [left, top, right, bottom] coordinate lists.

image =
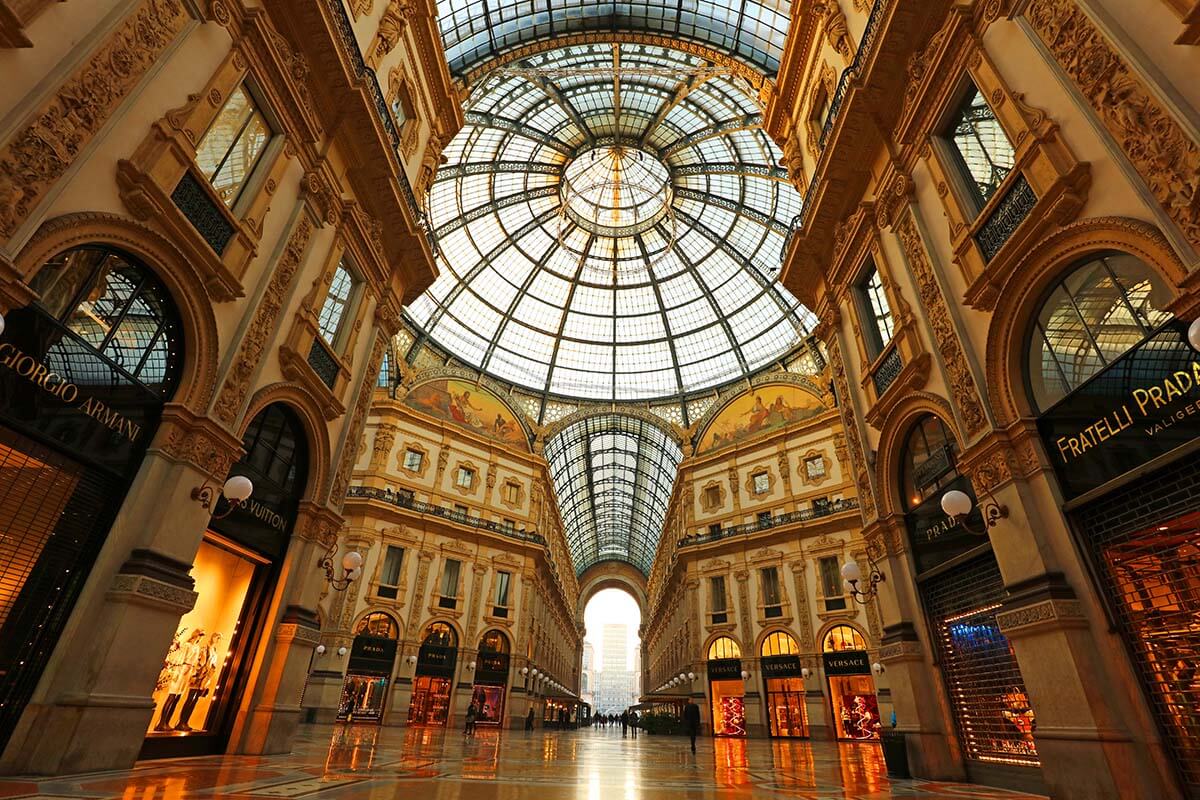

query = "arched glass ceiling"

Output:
[[544, 414, 683, 576], [436, 0, 793, 76], [407, 42, 816, 403]]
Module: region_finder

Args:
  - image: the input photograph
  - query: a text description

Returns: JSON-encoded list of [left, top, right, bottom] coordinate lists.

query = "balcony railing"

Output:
[[678, 497, 860, 547], [346, 485, 547, 546], [324, 0, 435, 253]]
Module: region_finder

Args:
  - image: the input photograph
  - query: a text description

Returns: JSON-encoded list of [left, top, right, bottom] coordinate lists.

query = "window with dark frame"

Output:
[[818, 556, 847, 612], [493, 570, 511, 617], [403, 448, 424, 472], [317, 260, 358, 348], [439, 558, 461, 609], [710, 575, 728, 623], [455, 466, 475, 489], [901, 415, 961, 511], [941, 82, 1016, 212], [194, 84, 272, 207], [855, 262, 894, 358], [761, 567, 783, 618], [377, 545, 404, 599]]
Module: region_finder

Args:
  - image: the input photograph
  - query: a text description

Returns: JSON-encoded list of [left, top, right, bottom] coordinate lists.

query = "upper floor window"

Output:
[[708, 523, 722, 536], [455, 465, 475, 489], [900, 415, 961, 511], [317, 261, 359, 348], [195, 84, 273, 207], [709, 575, 728, 622], [377, 545, 404, 599], [439, 558, 461, 608], [856, 263, 894, 358], [703, 484, 721, 508], [804, 455, 826, 481], [817, 555, 846, 612], [31, 246, 182, 396], [707, 636, 741, 660], [756, 510, 773, 527], [823, 624, 867, 652], [502, 481, 521, 504], [403, 448, 424, 472], [1027, 253, 1172, 412], [494, 570, 512, 614], [752, 471, 770, 495], [761, 567, 782, 617], [941, 82, 1015, 211]]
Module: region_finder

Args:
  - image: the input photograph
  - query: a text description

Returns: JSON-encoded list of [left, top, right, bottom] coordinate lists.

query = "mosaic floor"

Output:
[[0, 724, 1048, 800]]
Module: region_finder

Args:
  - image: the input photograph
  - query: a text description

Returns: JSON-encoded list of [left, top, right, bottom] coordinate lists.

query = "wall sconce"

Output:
[[191, 475, 253, 519], [678, 672, 686, 683], [316, 644, 326, 655], [740, 670, 750, 680], [1189, 318, 1200, 351], [841, 557, 885, 603], [801, 667, 811, 679], [337, 646, 347, 657], [407, 655, 418, 665], [872, 662, 885, 676], [521, 666, 529, 676], [320, 541, 363, 591], [941, 488, 1007, 533], [687, 672, 695, 681], [468, 661, 476, 670]]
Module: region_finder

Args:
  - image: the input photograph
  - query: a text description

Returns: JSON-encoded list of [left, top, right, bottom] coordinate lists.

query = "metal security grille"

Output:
[[0, 429, 118, 749], [921, 553, 1040, 767], [1074, 456, 1200, 788]]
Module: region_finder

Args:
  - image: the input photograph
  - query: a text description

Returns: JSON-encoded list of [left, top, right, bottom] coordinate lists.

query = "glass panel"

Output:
[[380, 546, 404, 587], [495, 571, 511, 606], [761, 567, 781, 606], [710, 576, 727, 613], [761, 632, 798, 656], [859, 265, 894, 355], [196, 85, 272, 207], [823, 625, 866, 652], [404, 449, 423, 471], [707, 636, 740, 659], [944, 84, 1015, 209], [753, 473, 769, 494], [318, 263, 356, 347], [818, 557, 841, 599], [828, 675, 880, 740], [441, 559, 460, 598]]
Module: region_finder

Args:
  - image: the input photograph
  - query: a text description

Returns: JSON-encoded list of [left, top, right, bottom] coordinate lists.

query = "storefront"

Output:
[[760, 631, 808, 738], [408, 622, 458, 726], [338, 612, 400, 723], [470, 630, 510, 727], [142, 403, 308, 759], [0, 246, 183, 752], [821, 625, 879, 741], [900, 415, 1039, 778], [1033, 312, 1200, 788], [706, 636, 746, 737]]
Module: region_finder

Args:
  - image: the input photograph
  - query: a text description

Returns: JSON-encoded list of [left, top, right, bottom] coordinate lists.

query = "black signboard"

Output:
[[760, 655, 803, 677], [822, 650, 870, 676], [348, 635, 397, 674], [1038, 322, 1200, 501], [476, 652, 510, 685], [417, 643, 458, 678], [906, 475, 987, 575], [0, 306, 165, 477], [707, 658, 742, 680]]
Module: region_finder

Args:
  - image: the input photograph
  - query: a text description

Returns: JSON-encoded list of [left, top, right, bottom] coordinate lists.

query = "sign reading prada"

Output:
[[1037, 323, 1200, 499]]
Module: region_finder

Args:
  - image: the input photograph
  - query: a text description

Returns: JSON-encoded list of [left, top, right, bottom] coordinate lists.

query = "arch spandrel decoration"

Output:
[[404, 377, 532, 450], [696, 381, 827, 455]]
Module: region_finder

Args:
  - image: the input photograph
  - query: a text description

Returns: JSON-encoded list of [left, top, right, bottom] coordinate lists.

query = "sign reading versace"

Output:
[[707, 658, 742, 680], [1037, 323, 1200, 500], [760, 655, 803, 677], [822, 650, 870, 676]]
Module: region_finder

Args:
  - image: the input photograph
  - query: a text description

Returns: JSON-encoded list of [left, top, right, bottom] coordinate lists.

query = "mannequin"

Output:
[[154, 628, 204, 731], [176, 631, 221, 732]]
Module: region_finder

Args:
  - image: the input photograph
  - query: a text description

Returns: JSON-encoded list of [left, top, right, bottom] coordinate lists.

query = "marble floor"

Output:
[[0, 724, 1047, 800]]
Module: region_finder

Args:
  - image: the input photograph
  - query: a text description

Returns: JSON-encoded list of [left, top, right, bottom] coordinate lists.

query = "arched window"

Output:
[[479, 629, 509, 654], [900, 415, 960, 511], [240, 404, 307, 499], [823, 624, 867, 652], [423, 621, 457, 648], [1027, 252, 1171, 412], [30, 246, 182, 395], [761, 631, 799, 657], [355, 612, 398, 639], [707, 636, 741, 660]]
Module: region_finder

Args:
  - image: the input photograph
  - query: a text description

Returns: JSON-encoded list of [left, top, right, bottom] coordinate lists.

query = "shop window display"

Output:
[[710, 681, 746, 736], [408, 677, 453, 725], [337, 613, 399, 723], [147, 537, 258, 736], [409, 622, 458, 726], [761, 631, 808, 738], [470, 685, 505, 725], [338, 675, 389, 722], [822, 625, 880, 741]]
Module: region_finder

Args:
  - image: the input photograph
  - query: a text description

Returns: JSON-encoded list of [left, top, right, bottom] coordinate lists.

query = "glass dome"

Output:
[[407, 42, 815, 403]]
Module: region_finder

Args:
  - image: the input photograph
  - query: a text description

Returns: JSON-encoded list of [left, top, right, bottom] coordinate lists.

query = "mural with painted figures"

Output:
[[699, 384, 824, 454], [406, 380, 527, 446]]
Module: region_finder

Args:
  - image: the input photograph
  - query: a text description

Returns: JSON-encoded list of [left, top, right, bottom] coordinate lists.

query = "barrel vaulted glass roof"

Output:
[[544, 414, 683, 576], [436, 0, 793, 76], [407, 42, 816, 403]]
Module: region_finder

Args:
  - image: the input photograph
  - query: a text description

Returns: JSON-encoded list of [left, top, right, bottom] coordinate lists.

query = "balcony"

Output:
[[345, 484, 548, 547], [678, 497, 860, 547]]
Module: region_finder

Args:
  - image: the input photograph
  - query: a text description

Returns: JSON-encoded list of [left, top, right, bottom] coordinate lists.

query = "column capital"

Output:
[[151, 403, 244, 481]]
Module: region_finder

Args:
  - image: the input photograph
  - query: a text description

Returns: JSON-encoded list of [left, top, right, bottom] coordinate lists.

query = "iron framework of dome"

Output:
[[406, 42, 816, 404]]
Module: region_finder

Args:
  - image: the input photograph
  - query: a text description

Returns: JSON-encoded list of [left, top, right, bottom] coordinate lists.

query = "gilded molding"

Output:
[[108, 574, 198, 614], [894, 210, 988, 438], [152, 404, 244, 479], [1025, 0, 1200, 251], [331, 333, 388, 507], [0, 0, 188, 241], [212, 216, 314, 426], [825, 336, 876, 518], [995, 598, 1085, 633]]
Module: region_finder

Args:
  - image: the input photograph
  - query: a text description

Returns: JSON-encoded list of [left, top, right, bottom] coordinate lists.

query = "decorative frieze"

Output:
[[331, 333, 388, 506]]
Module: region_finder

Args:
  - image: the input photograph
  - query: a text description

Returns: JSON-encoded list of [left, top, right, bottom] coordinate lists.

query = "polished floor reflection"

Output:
[[0, 724, 1047, 800]]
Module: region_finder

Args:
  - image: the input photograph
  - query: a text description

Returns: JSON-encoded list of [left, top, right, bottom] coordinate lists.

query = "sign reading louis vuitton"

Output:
[[1037, 323, 1200, 500]]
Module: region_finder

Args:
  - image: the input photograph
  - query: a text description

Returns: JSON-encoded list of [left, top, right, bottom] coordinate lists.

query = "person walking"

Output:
[[525, 707, 535, 732], [620, 709, 628, 737], [465, 700, 478, 736], [683, 698, 701, 753]]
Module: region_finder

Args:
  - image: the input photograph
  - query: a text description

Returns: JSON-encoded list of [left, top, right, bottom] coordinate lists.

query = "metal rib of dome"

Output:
[[408, 42, 816, 403], [436, 0, 793, 76], [544, 414, 682, 576]]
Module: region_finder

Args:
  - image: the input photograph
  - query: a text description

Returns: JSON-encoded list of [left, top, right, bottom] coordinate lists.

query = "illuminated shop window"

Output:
[[707, 636, 741, 660]]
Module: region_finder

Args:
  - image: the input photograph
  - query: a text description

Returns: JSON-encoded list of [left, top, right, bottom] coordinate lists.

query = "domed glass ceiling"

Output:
[[407, 42, 816, 402]]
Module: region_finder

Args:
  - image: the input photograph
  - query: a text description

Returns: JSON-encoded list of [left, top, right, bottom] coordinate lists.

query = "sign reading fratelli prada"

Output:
[[1037, 322, 1200, 500]]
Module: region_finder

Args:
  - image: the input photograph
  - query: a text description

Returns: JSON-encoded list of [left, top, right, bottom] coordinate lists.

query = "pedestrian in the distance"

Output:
[[683, 698, 701, 753]]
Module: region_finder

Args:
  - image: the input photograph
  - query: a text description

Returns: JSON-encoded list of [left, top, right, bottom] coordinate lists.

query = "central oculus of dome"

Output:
[[560, 145, 672, 237]]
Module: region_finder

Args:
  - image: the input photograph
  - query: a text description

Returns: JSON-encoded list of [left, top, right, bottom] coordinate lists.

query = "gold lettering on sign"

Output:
[[0, 343, 143, 443]]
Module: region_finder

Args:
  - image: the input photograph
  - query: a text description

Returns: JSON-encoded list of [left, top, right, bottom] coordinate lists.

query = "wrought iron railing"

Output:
[[975, 173, 1037, 262], [307, 338, 341, 389], [791, 0, 889, 238], [678, 497, 860, 547], [323, 0, 436, 253], [345, 484, 547, 546], [871, 345, 904, 397]]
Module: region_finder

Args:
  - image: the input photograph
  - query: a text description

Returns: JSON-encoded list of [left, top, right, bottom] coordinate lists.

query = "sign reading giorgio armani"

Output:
[[1037, 322, 1200, 500], [822, 651, 870, 676]]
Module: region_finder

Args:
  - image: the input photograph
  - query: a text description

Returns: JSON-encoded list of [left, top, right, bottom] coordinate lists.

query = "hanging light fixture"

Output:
[[842, 557, 885, 603], [190, 475, 253, 519], [941, 487, 1008, 532], [321, 546, 363, 591]]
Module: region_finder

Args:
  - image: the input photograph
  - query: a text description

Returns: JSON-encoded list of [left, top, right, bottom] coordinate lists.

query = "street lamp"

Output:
[[841, 558, 885, 603], [941, 488, 1008, 532]]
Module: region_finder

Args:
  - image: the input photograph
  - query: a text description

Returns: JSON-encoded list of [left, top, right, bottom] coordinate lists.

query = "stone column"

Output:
[[0, 408, 240, 775]]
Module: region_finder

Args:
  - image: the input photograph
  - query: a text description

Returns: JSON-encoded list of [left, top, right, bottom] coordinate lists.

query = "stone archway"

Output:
[[577, 561, 648, 619]]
